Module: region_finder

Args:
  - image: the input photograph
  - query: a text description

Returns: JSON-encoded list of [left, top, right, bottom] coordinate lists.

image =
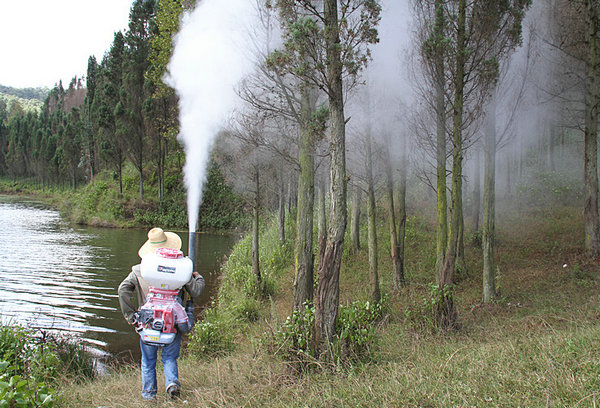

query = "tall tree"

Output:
[[436, 0, 467, 329], [482, 96, 497, 302], [98, 32, 126, 194], [433, 0, 449, 282], [317, 0, 346, 344], [61, 108, 83, 189], [147, 0, 187, 203], [271, 0, 380, 346], [0, 100, 7, 174], [546, 0, 600, 257], [417, 0, 531, 327], [293, 85, 319, 310], [583, 0, 600, 257], [415, 0, 450, 282], [242, 1, 322, 312], [364, 134, 380, 304], [119, 0, 157, 200], [85, 55, 99, 180], [396, 135, 408, 288], [350, 184, 362, 252]]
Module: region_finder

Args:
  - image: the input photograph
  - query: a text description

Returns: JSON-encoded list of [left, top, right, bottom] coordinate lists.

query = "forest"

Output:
[[0, 0, 598, 394], [0, 84, 48, 102]]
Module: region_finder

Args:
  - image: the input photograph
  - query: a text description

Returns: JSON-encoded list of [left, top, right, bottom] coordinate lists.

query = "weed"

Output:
[[0, 361, 55, 408], [269, 298, 385, 371], [0, 324, 95, 407], [188, 307, 235, 358], [270, 302, 316, 370], [335, 299, 384, 362], [233, 296, 263, 323]]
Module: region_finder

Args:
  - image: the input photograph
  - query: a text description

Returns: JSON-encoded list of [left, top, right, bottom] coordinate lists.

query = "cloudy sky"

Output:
[[0, 0, 132, 89]]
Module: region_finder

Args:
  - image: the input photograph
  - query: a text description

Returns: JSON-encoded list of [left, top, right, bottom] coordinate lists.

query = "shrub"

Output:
[[403, 284, 456, 333], [336, 299, 384, 361], [0, 325, 95, 407], [270, 302, 315, 370], [0, 325, 95, 384], [270, 299, 385, 370], [50, 335, 96, 382], [232, 296, 262, 323], [0, 361, 55, 408], [188, 307, 235, 358], [219, 215, 291, 304]]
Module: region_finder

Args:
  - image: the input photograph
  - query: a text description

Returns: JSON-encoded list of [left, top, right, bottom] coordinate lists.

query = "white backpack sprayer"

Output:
[[135, 245, 194, 346]]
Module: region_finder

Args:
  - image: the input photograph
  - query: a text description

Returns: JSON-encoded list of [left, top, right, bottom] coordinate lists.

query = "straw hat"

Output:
[[138, 227, 182, 258]]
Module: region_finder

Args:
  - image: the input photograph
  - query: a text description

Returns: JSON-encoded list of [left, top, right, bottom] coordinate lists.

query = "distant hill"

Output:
[[0, 84, 49, 102], [0, 84, 49, 114]]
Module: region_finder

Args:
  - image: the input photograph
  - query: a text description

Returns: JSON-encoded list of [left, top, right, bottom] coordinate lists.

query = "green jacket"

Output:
[[118, 264, 205, 324]]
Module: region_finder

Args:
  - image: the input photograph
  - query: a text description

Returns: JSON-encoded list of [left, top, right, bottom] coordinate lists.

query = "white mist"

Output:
[[165, 0, 259, 232]]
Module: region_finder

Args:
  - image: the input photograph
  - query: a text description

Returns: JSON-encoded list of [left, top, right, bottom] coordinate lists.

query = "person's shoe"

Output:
[[142, 393, 157, 402], [166, 382, 181, 399]]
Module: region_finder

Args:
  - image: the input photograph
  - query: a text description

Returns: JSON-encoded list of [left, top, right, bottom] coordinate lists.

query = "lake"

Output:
[[0, 195, 237, 362]]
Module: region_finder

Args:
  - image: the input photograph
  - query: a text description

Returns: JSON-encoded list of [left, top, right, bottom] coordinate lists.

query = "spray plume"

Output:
[[165, 0, 259, 233]]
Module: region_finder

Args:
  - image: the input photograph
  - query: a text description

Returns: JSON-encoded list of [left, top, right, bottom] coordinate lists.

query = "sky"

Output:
[[0, 0, 133, 89]]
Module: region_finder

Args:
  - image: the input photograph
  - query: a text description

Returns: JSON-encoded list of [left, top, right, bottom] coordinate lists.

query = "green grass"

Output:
[[0, 159, 247, 231], [57, 204, 600, 407]]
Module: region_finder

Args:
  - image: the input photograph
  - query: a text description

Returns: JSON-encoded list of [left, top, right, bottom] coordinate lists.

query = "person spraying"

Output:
[[118, 227, 204, 401]]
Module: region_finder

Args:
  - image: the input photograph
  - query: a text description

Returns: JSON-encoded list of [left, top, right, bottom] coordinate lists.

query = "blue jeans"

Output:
[[140, 333, 182, 400]]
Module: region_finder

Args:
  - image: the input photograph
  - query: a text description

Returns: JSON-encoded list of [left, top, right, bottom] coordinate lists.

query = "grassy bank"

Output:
[[58, 205, 600, 407], [0, 161, 246, 231]]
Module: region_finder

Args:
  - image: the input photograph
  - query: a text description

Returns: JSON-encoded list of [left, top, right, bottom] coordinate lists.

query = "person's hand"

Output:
[[185, 300, 194, 315], [192, 271, 200, 278]]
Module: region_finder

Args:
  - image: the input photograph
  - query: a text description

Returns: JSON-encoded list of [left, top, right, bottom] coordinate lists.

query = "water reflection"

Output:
[[0, 196, 236, 360]]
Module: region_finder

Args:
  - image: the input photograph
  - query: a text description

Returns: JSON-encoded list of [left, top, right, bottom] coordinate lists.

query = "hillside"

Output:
[[0, 84, 48, 101], [0, 84, 48, 113]]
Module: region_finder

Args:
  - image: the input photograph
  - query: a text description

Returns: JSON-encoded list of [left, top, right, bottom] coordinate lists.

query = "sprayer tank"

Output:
[[140, 248, 193, 290]]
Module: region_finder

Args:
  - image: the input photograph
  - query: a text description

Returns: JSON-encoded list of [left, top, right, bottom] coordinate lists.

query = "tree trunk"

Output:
[[252, 164, 261, 284], [138, 168, 144, 201], [438, 0, 466, 330], [159, 134, 164, 203], [482, 96, 497, 303], [456, 197, 467, 279], [287, 175, 294, 214], [293, 87, 317, 311], [397, 136, 408, 287], [366, 137, 380, 304], [118, 160, 123, 196], [317, 177, 327, 268], [384, 141, 403, 289], [351, 185, 362, 252], [505, 155, 511, 197], [434, 0, 448, 282], [279, 175, 286, 243], [472, 149, 481, 232], [316, 0, 347, 348], [584, 0, 600, 258]]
